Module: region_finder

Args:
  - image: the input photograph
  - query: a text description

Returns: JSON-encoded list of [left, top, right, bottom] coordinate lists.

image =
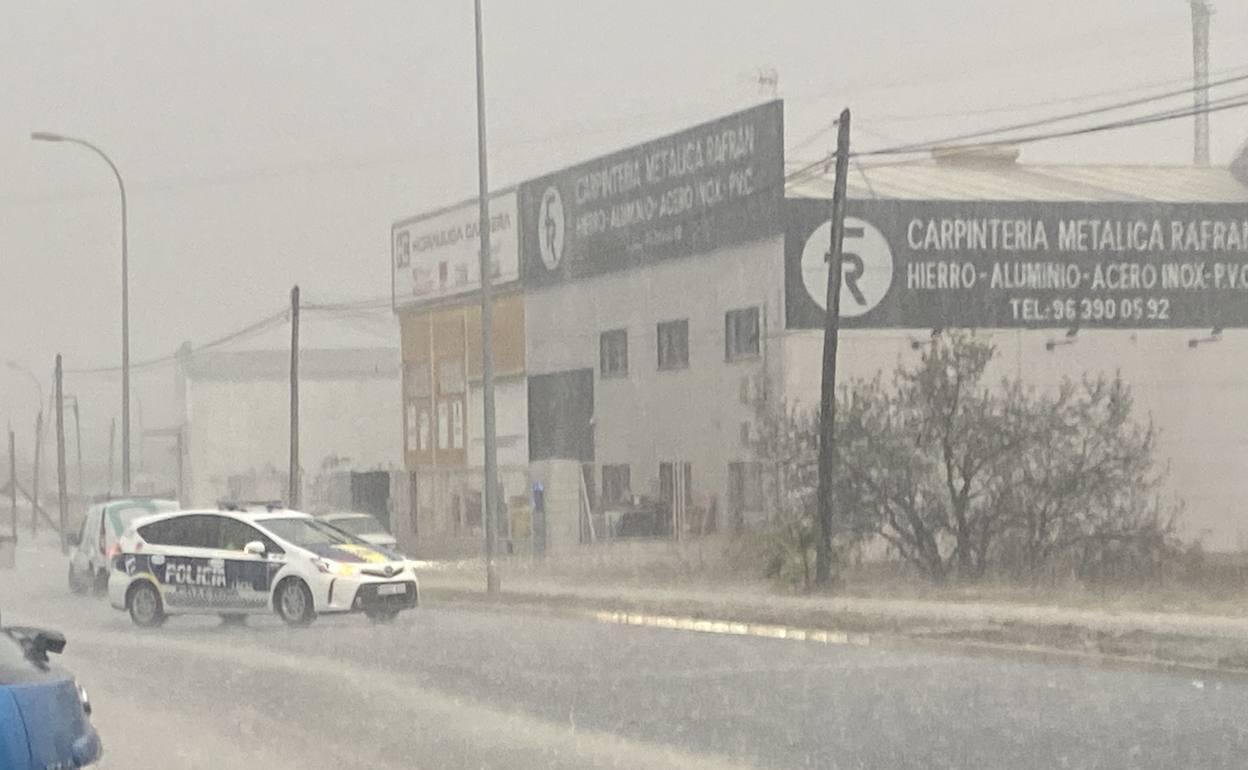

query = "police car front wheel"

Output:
[[275, 578, 316, 626], [128, 581, 166, 628]]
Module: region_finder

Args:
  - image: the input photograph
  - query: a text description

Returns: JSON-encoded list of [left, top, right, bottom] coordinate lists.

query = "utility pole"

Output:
[[30, 409, 41, 536], [55, 356, 68, 552], [71, 399, 83, 497], [289, 285, 301, 509], [8, 429, 16, 543], [474, 0, 501, 596], [815, 108, 852, 588], [108, 417, 116, 496], [175, 430, 184, 507], [1191, 0, 1213, 166]]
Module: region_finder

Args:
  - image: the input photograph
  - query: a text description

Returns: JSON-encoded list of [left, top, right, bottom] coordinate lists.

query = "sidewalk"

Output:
[[416, 567, 1248, 673]]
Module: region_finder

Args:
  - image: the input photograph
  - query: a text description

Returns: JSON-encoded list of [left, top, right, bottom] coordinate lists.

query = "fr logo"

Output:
[[394, 230, 411, 269], [538, 185, 565, 271], [800, 216, 893, 318]]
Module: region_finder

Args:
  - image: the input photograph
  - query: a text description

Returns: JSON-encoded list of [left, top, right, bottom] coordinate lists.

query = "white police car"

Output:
[[107, 508, 418, 627]]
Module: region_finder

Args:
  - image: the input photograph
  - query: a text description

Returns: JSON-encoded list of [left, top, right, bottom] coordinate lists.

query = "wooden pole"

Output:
[[72, 396, 84, 499], [814, 108, 851, 588], [175, 429, 184, 507], [8, 429, 16, 542], [289, 285, 300, 509], [108, 417, 116, 496], [31, 409, 41, 536]]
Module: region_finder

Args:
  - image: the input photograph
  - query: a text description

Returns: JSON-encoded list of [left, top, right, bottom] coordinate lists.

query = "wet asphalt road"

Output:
[[5, 547, 1248, 769]]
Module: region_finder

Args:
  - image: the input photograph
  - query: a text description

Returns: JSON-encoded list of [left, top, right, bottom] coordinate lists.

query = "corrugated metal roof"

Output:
[[786, 161, 1248, 202], [181, 348, 399, 382]]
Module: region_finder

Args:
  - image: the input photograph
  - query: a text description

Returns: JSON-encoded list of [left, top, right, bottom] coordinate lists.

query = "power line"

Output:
[[65, 308, 289, 375], [856, 69, 1248, 158], [857, 91, 1248, 160]]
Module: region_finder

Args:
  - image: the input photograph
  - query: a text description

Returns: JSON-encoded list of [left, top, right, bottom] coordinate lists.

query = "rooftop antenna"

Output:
[[756, 67, 779, 99]]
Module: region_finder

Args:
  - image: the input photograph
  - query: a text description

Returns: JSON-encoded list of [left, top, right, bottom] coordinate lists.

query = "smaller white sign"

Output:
[[392, 191, 519, 308]]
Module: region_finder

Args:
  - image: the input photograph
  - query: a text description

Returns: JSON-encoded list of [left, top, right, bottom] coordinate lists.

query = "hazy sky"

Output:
[[1, 0, 1245, 462]]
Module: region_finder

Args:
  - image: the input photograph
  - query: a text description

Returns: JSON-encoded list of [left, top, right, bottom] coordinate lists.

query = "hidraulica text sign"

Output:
[[519, 100, 784, 287], [785, 199, 1248, 330]]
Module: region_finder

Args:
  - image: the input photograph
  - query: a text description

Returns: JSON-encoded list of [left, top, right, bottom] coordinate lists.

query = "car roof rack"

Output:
[[217, 499, 285, 512]]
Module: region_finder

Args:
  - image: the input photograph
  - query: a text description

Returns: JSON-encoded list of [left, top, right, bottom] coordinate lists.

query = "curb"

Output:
[[420, 583, 1248, 681]]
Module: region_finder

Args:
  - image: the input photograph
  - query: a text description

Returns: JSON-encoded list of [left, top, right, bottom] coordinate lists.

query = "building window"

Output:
[[658, 462, 693, 507], [725, 307, 760, 361], [600, 329, 628, 377], [657, 319, 689, 370], [602, 464, 631, 506], [728, 461, 764, 530]]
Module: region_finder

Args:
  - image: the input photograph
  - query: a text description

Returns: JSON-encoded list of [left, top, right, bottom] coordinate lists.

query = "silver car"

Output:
[[317, 512, 398, 550]]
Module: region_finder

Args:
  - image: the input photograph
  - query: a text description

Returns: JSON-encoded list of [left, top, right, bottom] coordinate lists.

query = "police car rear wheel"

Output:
[[68, 564, 88, 595], [276, 579, 315, 626], [128, 582, 165, 627]]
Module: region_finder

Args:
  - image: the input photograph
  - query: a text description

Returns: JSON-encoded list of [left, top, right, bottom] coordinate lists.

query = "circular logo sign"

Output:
[[537, 185, 565, 271], [800, 216, 893, 318]]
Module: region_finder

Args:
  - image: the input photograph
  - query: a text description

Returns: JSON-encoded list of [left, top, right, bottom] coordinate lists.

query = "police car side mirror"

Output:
[[243, 541, 266, 556]]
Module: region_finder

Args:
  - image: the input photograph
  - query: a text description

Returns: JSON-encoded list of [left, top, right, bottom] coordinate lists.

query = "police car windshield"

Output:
[[329, 515, 385, 536], [262, 517, 362, 548]]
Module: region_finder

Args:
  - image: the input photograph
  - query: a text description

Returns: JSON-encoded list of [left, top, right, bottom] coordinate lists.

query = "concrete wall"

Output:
[[525, 235, 785, 527], [184, 374, 402, 508], [782, 328, 1248, 550]]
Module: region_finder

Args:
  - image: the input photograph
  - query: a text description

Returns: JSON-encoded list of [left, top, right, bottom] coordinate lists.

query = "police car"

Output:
[[107, 507, 418, 627]]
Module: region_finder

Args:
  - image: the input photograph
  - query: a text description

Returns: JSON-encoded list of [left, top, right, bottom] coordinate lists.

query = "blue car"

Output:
[[0, 621, 102, 768]]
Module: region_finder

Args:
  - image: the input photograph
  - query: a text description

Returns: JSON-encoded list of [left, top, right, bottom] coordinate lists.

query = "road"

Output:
[[4, 546, 1248, 769]]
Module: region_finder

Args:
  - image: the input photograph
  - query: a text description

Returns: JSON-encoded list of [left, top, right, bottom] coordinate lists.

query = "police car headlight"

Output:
[[312, 557, 357, 577]]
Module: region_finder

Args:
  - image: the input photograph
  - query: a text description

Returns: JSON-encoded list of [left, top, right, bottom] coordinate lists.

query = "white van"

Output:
[[67, 498, 179, 595]]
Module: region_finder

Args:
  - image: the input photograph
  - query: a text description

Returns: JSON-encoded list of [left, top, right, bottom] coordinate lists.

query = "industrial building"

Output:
[[392, 100, 1248, 556]]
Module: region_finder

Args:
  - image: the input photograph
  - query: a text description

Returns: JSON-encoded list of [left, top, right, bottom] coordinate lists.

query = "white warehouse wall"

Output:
[[783, 329, 1248, 549], [525, 235, 785, 520], [183, 368, 401, 509]]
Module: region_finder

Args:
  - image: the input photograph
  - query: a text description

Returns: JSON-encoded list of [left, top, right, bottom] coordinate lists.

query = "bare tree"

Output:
[[753, 334, 1180, 587], [836, 334, 1035, 580], [998, 375, 1178, 582]]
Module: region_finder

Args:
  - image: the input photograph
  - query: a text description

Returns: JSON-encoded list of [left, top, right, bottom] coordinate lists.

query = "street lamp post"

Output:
[[31, 132, 130, 494]]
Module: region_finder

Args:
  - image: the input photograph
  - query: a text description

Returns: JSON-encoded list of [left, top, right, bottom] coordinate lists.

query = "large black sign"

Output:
[[786, 199, 1248, 329], [520, 101, 784, 287]]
